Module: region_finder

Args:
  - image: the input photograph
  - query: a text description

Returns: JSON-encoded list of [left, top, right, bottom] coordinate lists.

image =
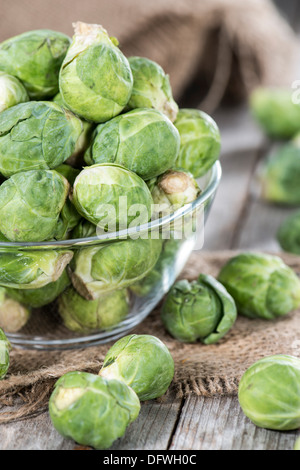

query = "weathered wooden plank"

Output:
[[234, 197, 296, 251], [212, 105, 266, 157], [203, 149, 260, 251], [232, 143, 297, 251], [169, 396, 299, 450], [203, 105, 266, 251], [0, 411, 74, 450], [0, 391, 182, 450], [111, 391, 182, 450]]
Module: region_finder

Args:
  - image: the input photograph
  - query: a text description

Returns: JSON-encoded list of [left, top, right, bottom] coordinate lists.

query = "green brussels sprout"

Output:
[[250, 87, 300, 139], [0, 328, 11, 379], [70, 237, 163, 300], [218, 252, 300, 319], [277, 211, 300, 255], [72, 219, 97, 239], [72, 164, 153, 231], [53, 93, 94, 167], [0, 101, 83, 178], [53, 165, 81, 241], [99, 334, 174, 401], [238, 355, 300, 431], [0, 30, 71, 99], [161, 274, 237, 344], [295, 437, 300, 450], [130, 238, 181, 297], [59, 22, 133, 123], [0, 232, 10, 242], [49, 371, 140, 449], [53, 91, 65, 107], [0, 287, 30, 333], [174, 109, 221, 178], [6, 270, 70, 308], [84, 108, 180, 180], [259, 144, 300, 205], [58, 287, 129, 332], [0, 71, 29, 112], [0, 249, 73, 290], [127, 56, 178, 122], [148, 168, 200, 218], [55, 164, 80, 186], [54, 201, 81, 241], [0, 169, 70, 242]]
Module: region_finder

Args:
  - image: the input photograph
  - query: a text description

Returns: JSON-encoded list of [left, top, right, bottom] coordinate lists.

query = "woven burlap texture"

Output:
[[1, 0, 298, 112], [0, 250, 299, 424]]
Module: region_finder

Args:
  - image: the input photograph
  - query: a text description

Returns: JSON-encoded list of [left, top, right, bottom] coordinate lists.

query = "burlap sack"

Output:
[[0, 251, 299, 424], [1, 0, 298, 112]]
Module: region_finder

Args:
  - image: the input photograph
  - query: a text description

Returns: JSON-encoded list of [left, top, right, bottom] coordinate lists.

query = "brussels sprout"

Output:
[[59, 22, 133, 123], [0, 101, 83, 178], [55, 164, 80, 186], [0, 250, 73, 290], [84, 108, 180, 180], [54, 165, 81, 240], [127, 56, 178, 122], [259, 144, 300, 205], [6, 270, 70, 308], [277, 211, 300, 255], [54, 203, 81, 241], [295, 437, 300, 450], [148, 168, 200, 218], [0, 287, 30, 333], [0, 328, 10, 379], [0, 71, 29, 112], [218, 252, 300, 319], [130, 238, 181, 297], [49, 371, 140, 449], [0, 30, 71, 99], [0, 232, 10, 242], [53, 91, 65, 107], [161, 274, 237, 344], [72, 220, 97, 239], [100, 334, 174, 401], [58, 287, 129, 332], [70, 237, 162, 300], [72, 164, 153, 231], [250, 87, 300, 139], [53, 93, 94, 167], [174, 109, 221, 178], [0, 169, 70, 242], [238, 355, 300, 431]]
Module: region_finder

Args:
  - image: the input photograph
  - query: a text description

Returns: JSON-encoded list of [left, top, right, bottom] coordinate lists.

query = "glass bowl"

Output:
[[1, 161, 221, 350]]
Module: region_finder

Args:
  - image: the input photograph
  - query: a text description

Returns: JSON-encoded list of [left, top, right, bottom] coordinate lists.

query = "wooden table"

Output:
[[0, 105, 299, 450]]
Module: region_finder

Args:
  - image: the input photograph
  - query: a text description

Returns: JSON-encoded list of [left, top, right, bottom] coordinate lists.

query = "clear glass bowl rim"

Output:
[[0, 161, 222, 249]]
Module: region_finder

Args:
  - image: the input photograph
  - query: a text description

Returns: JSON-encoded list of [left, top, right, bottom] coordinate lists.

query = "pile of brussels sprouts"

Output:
[[1, 23, 299, 450], [0, 22, 220, 449], [0, 325, 175, 448], [48, 334, 174, 449], [161, 250, 300, 441], [161, 251, 300, 340], [47, 249, 300, 448], [0, 22, 221, 336]]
